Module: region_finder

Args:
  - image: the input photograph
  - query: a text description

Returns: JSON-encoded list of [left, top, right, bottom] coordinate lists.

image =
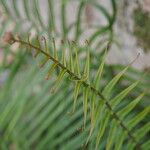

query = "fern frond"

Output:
[[1, 0, 149, 149], [4, 33, 149, 149]]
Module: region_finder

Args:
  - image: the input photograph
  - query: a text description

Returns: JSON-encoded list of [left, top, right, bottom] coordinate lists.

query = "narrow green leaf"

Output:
[[83, 87, 89, 128], [126, 122, 150, 150], [72, 81, 82, 113], [94, 49, 106, 89], [87, 49, 106, 144], [33, 36, 41, 57], [102, 66, 128, 99], [114, 130, 125, 150], [61, 41, 66, 66], [106, 121, 116, 150], [42, 36, 48, 53], [45, 63, 58, 80], [51, 69, 67, 93], [127, 106, 150, 130], [39, 57, 49, 68], [110, 81, 139, 108], [118, 93, 144, 119], [141, 140, 150, 150], [96, 111, 110, 150], [95, 100, 104, 121], [83, 43, 90, 80], [91, 48, 106, 110], [22, 87, 68, 136], [28, 91, 72, 145], [52, 38, 58, 59], [6, 99, 26, 138], [68, 42, 74, 72], [73, 43, 81, 76], [106, 93, 144, 150], [114, 106, 149, 150], [37, 106, 84, 149], [135, 122, 150, 140], [80, 43, 90, 126]]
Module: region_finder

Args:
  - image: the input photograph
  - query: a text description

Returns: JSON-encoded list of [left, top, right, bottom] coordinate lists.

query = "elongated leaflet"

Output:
[[51, 69, 67, 93], [88, 49, 106, 143], [41, 36, 48, 53], [72, 81, 81, 113], [83, 87, 89, 129], [52, 38, 58, 59], [39, 57, 49, 68], [61, 40, 66, 66], [33, 36, 41, 58], [45, 63, 58, 80]]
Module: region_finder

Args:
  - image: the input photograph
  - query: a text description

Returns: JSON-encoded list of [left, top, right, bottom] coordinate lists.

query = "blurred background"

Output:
[[0, 0, 150, 69]]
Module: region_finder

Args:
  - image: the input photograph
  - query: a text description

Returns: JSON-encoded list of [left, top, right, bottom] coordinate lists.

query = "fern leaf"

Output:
[[73, 42, 81, 76], [142, 140, 150, 150], [110, 81, 139, 108], [52, 38, 58, 59], [118, 93, 145, 118], [45, 63, 58, 80], [83, 87, 89, 128], [68, 41, 74, 72], [39, 57, 49, 68], [105, 93, 144, 149], [102, 66, 128, 99], [106, 121, 116, 150], [72, 81, 82, 113], [127, 106, 150, 130], [51, 69, 67, 93], [126, 122, 150, 150], [61, 40, 67, 66], [83, 42, 90, 78], [96, 110, 110, 150], [88, 49, 106, 141], [33, 36, 41, 57], [114, 130, 124, 150]]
